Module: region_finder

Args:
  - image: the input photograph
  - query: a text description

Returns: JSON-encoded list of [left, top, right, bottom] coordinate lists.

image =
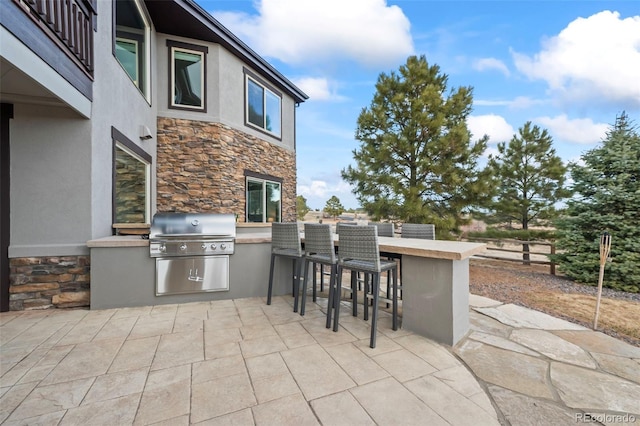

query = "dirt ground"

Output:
[[469, 259, 640, 347]]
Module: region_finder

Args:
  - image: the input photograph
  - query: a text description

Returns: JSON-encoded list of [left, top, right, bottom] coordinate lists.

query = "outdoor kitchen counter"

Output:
[[376, 237, 485, 346], [87, 234, 484, 346], [87, 236, 149, 247], [315, 235, 485, 346], [376, 236, 485, 260], [87, 233, 279, 310]]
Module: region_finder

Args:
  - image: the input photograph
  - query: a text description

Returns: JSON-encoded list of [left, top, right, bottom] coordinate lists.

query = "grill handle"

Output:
[[188, 268, 204, 282]]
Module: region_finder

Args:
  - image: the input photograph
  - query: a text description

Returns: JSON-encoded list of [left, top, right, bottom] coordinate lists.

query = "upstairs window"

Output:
[[168, 41, 207, 111], [245, 72, 282, 138], [114, 0, 150, 99], [246, 172, 282, 223]]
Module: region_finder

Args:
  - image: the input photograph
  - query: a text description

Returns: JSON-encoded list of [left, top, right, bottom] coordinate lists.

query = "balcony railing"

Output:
[[14, 0, 96, 77]]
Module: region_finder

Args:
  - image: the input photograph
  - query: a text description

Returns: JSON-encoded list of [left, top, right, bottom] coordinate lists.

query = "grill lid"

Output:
[[149, 213, 236, 240]]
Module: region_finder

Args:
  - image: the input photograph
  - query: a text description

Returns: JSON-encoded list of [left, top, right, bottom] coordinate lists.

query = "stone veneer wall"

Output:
[[9, 256, 90, 310], [157, 118, 297, 221]]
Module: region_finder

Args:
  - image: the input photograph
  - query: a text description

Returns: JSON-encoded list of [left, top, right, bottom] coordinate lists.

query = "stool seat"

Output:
[[341, 258, 397, 274], [272, 247, 303, 257]]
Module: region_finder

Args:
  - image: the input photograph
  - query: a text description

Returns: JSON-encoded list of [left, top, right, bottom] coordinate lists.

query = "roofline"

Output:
[[181, 0, 308, 104]]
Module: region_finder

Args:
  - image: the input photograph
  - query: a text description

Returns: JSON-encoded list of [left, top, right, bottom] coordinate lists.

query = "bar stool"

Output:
[[335, 222, 362, 314], [331, 225, 398, 348], [300, 224, 337, 322], [267, 223, 304, 312], [369, 222, 399, 307], [401, 223, 435, 240]]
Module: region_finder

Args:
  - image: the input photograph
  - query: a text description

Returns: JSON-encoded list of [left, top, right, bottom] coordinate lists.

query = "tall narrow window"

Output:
[[168, 41, 207, 111], [245, 73, 282, 138], [246, 174, 282, 223], [114, 0, 150, 99], [112, 128, 152, 229]]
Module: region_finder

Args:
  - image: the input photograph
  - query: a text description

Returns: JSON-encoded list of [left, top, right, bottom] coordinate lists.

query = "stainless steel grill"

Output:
[[149, 213, 236, 296]]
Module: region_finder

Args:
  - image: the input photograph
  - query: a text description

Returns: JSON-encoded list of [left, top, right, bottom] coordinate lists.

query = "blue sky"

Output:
[[196, 0, 640, 210]]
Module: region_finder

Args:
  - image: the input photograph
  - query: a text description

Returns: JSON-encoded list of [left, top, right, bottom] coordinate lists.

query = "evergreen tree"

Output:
[[296, 195, 310, 221], [324, 196, 345, 219], [341, 55, 492, 236], [553, 113, 640, 292], [487, 122, 570, 261]]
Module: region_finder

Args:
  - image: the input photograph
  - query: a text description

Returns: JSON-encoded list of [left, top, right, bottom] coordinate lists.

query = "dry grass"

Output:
[[469, 260, 640, 347], [523, 291, 640, 345]]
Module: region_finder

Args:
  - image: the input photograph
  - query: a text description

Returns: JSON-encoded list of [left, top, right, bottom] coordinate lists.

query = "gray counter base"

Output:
[[90, 243, 294, 310], [401, 255, 470, 346]]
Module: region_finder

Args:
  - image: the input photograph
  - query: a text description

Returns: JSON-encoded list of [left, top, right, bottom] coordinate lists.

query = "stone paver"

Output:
[[456, 339, 554, 399], [474, 303, 588, 330], [2, 296, 486, 425], [464, 296, 640, 425], [1, 293, 639, 425], [550, 362, 640, 414], [486, 385, 579, 426]]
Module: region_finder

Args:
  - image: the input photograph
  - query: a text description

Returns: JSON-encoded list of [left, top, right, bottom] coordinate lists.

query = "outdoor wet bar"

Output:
[[88, 225, 485, 346], [376, 237, 486, 345]]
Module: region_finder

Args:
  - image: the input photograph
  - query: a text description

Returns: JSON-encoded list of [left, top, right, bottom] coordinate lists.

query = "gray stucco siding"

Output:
[[9, 104, 92, 257], [89, 1, 158, 239], [155, 33, 296, 152]]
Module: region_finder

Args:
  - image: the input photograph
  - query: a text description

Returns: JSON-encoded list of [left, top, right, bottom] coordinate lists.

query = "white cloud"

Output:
[[298, 180, 329, 198], [472, 57, 510, 76], [510, 96, 544, 110], [213, 0, 414, 67], [512, 11, 640, 108], [474, 96, 544, 109], [467, 114, 515, 144], [291, 77, 347, 102], [534, 114, 609, 144], [298, 179, 356, 209]]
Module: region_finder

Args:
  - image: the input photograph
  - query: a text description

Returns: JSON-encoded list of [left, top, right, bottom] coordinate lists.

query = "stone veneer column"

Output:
[[9, 256, 90, 310], [157, 118, 297, 221]]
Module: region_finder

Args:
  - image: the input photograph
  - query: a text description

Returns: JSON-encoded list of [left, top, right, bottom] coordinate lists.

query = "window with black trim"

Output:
[[246, 173, 281, 223], [168, 41, 207, 111], [112, 128, 152, 229], [245, 73, 282, 138], [114, 0, 150, 99]]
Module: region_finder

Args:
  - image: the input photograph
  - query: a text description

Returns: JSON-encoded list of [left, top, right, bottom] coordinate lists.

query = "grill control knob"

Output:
[[159, 244, 166, 252], [210, 243, 217, 250], [201, 243, 207, 250], [179, 243, 187, 251], [220, 243, 227, 251]]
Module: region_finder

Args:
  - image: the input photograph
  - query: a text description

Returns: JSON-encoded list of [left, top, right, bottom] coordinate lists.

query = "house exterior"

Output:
[[0, 0, 307, 311]]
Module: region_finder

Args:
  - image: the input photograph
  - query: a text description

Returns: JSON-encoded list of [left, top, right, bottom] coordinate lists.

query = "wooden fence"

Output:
[[465, 237, 556, 275]]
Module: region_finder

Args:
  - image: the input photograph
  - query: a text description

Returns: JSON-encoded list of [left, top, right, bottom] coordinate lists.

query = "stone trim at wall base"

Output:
[[9, 256, 90, 311]]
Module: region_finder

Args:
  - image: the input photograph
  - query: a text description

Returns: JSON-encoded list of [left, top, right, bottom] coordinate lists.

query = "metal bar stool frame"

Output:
[[300, 223, 338, 320], [267, 223, 304, 312], [335, 222, 363, 310], [369, 222, 400, 307]]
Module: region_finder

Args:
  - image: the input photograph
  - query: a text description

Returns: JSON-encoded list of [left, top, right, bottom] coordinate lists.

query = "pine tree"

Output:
[[324, 196, 345, 219], [341, 55, 492, 236], [553, 113, 640, 292], [296, 195, 310, 221], [488, 122, 570, 262]]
